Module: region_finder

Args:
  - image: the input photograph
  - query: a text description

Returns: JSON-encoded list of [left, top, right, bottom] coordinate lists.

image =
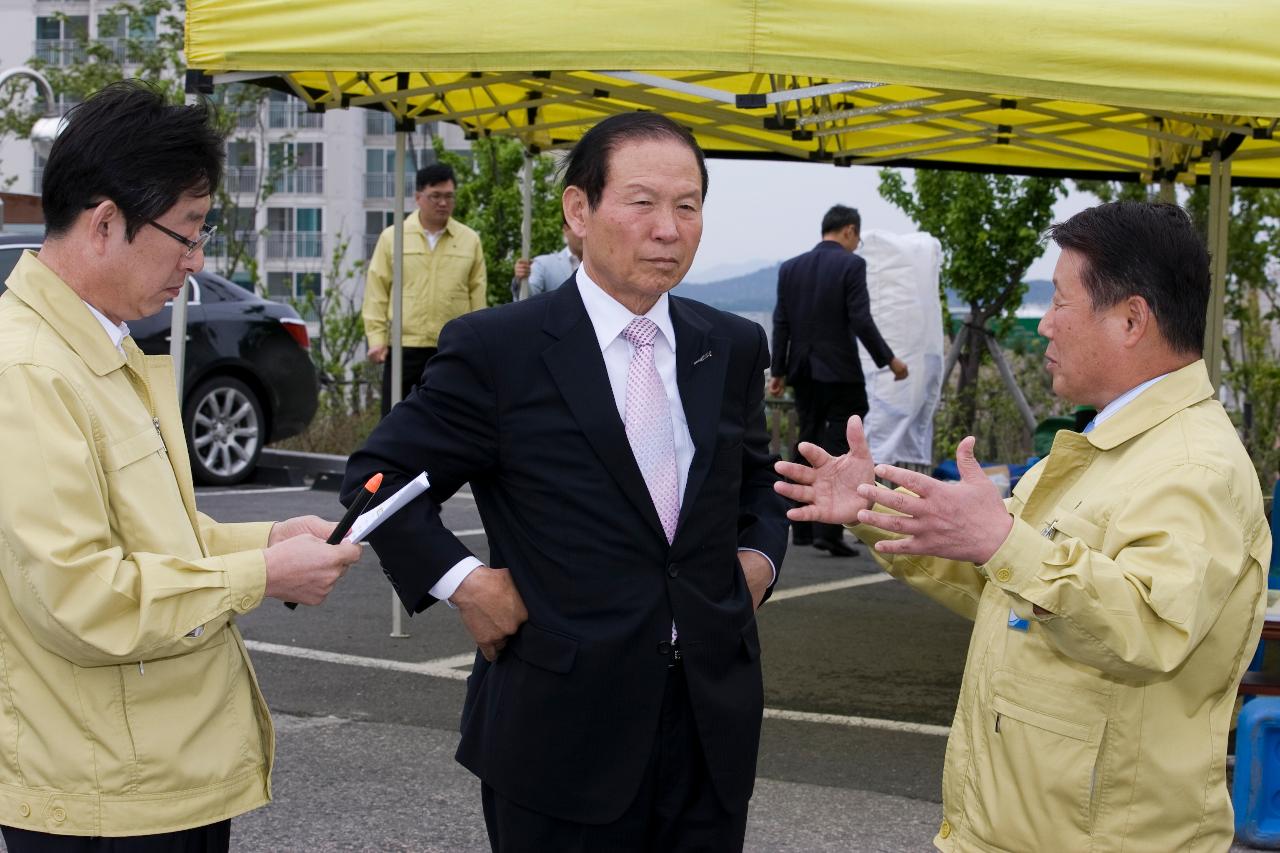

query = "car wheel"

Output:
[[184, 376, 264, 486]]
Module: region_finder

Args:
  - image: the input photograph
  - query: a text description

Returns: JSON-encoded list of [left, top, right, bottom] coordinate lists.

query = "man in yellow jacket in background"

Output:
[[0, 82, 362, 851], [362, 162, 487, 416], [778, 201, 1271, 852]]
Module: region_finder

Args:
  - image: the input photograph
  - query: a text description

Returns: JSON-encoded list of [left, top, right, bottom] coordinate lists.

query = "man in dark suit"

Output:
[[769, 205, 908, 556], [343, 112, 789, 852]]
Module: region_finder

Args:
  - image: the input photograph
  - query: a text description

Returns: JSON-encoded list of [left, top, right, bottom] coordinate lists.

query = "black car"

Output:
[[0, 233, 319, 485]]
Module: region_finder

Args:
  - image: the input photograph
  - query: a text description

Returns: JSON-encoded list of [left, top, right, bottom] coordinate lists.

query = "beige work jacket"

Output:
[[857, 360, 1270, 852], [0, 252, 275, 836], [362, 214, 487, 349]]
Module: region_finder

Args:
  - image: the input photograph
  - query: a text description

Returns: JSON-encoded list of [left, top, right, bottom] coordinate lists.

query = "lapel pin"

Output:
[[693, 350, 713, 366]]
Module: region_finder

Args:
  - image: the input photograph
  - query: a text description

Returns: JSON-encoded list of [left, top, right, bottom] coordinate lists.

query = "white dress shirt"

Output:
[[429, 266, 774, 603], [1089, 372, 1171, 430], [84, 301, 130, 353]]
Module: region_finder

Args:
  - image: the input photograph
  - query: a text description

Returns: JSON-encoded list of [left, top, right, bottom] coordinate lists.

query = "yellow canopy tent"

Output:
[[186, 0, 1280, 375], [186, 0, 1280, 183], [183, 0, 1280, 402], [186, 0, 1280, 633]]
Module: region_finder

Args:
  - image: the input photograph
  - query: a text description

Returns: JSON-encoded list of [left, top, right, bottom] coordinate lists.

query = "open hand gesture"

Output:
[[773, 415, 876, 525]]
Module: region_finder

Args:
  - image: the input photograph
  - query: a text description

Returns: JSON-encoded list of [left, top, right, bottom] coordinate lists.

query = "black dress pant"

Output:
[[1, 820, 230, 853], [480, 661, 748, 853], [790, 377, 868, 544], [379, 345, 437, 417]]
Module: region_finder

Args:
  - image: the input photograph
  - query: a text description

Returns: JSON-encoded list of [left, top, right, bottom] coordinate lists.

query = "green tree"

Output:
[[879, 169, 1064, 442], [434, 135, 564, 306], [1187, 186, 1280, 487]]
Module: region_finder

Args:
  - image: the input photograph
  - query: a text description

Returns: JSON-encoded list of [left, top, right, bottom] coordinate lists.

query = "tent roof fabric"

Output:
[[186, 0, 1280, 184]]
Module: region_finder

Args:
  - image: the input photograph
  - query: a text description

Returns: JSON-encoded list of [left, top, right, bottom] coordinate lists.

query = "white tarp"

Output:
[[856, 230, 944, 465]]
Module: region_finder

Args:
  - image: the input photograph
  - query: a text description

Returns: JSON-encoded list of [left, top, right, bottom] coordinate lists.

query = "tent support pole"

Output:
[[518, 150, 533, 299], [169, 89, 201, 395], [390, 126, 409, 639], [1204, 151, 1230, 393]]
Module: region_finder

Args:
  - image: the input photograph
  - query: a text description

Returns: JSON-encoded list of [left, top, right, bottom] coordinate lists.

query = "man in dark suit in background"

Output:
[[343, 113, 789, 853], [769, 205, 908, 556]]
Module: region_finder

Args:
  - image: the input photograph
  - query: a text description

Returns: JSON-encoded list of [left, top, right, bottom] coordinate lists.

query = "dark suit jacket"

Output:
[[771, 240, 895, 384], [342, 279, 789, 823]]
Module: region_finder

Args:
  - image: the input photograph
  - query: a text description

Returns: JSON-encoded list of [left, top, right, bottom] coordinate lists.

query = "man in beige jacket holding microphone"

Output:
[[0, 82, 361, 851]]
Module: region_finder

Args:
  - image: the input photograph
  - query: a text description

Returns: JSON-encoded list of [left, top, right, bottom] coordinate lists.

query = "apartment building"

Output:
[[0, 0, 468, 315]]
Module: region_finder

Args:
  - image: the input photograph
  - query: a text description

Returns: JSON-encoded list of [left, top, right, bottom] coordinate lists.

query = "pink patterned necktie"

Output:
[[621, 317, 680, 543]]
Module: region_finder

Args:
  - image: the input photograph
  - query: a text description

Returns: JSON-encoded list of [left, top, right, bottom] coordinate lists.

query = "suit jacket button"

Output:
[[667, 564, 679, 578], [657, 640, 671, 655]]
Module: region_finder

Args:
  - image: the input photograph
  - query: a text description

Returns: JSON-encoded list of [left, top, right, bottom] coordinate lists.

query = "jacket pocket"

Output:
[[102, 423, 164, 472], [965, 670, 1108, 850], [509, 623, 578, 674], [1050, 510, 1106, 551]]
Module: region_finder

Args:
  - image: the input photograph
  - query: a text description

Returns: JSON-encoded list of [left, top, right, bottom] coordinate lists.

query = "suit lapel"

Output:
[[671, 296, 728, 533], [541, 283, 668, 541]]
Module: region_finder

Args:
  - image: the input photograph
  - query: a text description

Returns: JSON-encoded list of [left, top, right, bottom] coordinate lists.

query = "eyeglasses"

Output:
[[147, 220, 217, 258], [421, 192, 455, 204], [82, 201, 216, 258]]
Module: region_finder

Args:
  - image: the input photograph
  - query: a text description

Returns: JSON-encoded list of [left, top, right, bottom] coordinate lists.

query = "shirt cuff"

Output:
[[738, 548, 778, 586], [430, 557, 484, 608]]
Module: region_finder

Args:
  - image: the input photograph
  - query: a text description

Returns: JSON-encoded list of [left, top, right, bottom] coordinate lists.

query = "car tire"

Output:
[[184, 376, 264, 486]]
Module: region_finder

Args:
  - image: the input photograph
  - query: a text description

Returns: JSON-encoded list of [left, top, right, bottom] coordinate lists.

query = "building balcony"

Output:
[[224, 167, 260, 196], [33, 39, 85, 66], [232, 106, 259, 130], [206, 232, 259, 259], [270, 167, 325, 195], [363, 172, 415, 201], [265, 231, 327, 261], [94, 36, 158, 63], [267, 104, 324, 130], [365, 111, 396, 136]]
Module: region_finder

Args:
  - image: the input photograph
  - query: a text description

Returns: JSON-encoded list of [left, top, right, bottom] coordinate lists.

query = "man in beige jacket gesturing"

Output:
[[778, 201, 1271, 852], [0, 82, 361, 851]]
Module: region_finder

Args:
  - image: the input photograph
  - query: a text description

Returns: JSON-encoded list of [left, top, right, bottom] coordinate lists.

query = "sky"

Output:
[[684, 159, 1100, 284]]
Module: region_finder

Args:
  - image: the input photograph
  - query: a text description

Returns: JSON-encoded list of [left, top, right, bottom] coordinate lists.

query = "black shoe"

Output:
[[813, 539, 858, 557], [792, 536, 813, 547]]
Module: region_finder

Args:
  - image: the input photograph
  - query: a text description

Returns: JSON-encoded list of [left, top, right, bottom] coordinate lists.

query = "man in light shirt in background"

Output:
[[512, 214, 582, 300]]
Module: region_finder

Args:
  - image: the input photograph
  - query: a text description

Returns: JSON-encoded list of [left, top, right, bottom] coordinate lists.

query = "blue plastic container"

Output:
[[1234, 696, 1280, 847]]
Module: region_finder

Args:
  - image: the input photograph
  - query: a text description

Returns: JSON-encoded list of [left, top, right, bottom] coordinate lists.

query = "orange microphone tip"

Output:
[[365, 473, 383, 492]]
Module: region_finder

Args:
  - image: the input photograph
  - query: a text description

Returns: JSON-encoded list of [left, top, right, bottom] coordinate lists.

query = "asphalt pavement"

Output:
[[2, 472, 1268, 851]]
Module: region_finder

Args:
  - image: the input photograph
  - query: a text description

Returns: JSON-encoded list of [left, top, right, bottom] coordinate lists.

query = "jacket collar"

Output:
[[1086, 359, 1213, 450], [813, 239, 847, 253], [404, 213, 455, 239], [5, 251, 126, 377]]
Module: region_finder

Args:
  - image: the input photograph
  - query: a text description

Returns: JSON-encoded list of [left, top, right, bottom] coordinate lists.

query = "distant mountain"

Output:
[[684, 258, 776, 284], [946, 279, 1053, 314], [675, 263, 780, 312], [679, 263, 1053, 317]]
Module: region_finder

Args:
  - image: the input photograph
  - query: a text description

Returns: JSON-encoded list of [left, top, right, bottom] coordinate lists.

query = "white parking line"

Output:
[[768, 573, 893, 601], [197, 486, 314, 497], [245, 641, 473, 681], [244, 641, 947, 736], [764, 708, 949, 737]]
